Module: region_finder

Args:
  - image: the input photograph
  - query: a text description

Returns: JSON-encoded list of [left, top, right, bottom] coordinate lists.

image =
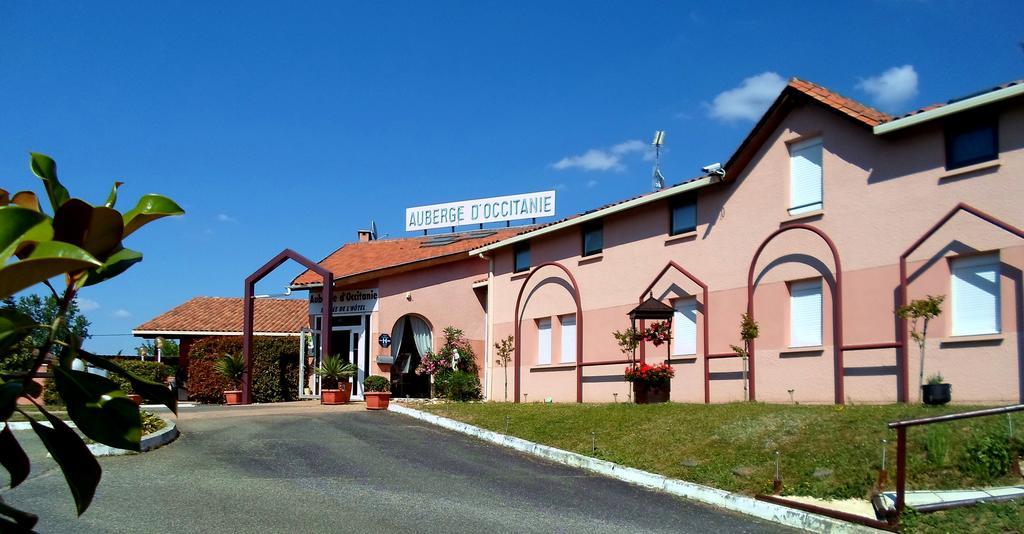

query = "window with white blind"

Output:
[[790, 279, 823, 347], [673, 297, 698, 355], [560, 315, 576, 363], [536, 318, 552, 365], [951, 254, 1000, 336], [789, 138, 823, 215]]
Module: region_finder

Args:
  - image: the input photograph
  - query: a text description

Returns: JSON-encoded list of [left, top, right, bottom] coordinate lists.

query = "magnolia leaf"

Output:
[[29, 152, 70, 211], [104, 181, 124, 208], [0, 206, 54, 263], [81, 247, 143, 287], [10, 192, 40, 213], [78, 350, 177, 414], [54, 367, 141, 451], [122, 194, 184, 237], [0, 241, 101, 299], [0, 310, 37, 356], [0, 498, 38, 531], [52, 199, 124, 262], [0, 381, 24, 421], [0, 426, 30, 488], [28, 406, 101, 515]]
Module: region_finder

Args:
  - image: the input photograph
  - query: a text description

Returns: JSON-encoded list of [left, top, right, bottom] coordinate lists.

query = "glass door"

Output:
[[330, 325, 365, 399]]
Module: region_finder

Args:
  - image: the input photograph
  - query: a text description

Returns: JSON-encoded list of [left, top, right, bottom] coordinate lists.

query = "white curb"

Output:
[[88, 419, 179, 457], [1, 421, 78, 431], [388, 404, 883, 534]]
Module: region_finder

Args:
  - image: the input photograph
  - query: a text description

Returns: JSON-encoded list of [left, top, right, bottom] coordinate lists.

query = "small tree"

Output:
[[896, 295, 945, 402], [494, 335, 514, 402], [730, 313, 759, 401]]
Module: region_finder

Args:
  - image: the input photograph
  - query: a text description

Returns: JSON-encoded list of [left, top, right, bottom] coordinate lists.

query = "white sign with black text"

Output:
[[308, 289, 380, 316], [405, 190, 556, 231]]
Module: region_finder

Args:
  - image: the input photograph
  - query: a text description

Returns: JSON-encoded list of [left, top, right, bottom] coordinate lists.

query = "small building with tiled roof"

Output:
[[285, 227, 525, 400], [133, 296, 308, 389]]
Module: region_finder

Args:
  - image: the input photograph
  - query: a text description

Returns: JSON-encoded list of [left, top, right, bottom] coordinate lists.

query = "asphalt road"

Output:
[[3, 404, 793, 533]]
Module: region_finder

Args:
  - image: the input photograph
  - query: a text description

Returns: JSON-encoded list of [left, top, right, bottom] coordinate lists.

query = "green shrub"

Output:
[[187, 336, 300, 404], [364, 375, 390, 392], [141, 411, 166, 435], [434, 369, 481, 401], [107, 360, 170, 396], [961, 434, 1013, 481]]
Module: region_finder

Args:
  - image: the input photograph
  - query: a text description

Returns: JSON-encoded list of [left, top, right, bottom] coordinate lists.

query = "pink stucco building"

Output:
[[471, 78, 1023, 405], [287, 77, 1022, 405]]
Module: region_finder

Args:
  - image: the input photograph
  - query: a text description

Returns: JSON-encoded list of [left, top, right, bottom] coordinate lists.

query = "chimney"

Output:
[[357, 230, 374, 242]]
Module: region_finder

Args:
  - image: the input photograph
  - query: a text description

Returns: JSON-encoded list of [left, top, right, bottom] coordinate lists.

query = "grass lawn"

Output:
[[420, 402, 1024, 532]]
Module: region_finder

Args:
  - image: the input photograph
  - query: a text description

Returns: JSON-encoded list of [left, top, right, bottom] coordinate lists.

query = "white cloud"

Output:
[[708, 72, 787, 122], [111, 309, 132, 319], [552, 139, 651, 172], [586, 179, 599, 188], [216, 213, 237, 223], [76, 297, 100, 312], [856, 65, 918, 112]]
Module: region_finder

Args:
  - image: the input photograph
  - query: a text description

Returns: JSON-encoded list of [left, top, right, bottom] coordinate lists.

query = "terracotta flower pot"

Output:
[[633, 382, 670, 404], [224, 390, 243, 405], [365, 392, 390, 410], [321, 383, 353, 405], [126, 394, 142, 406]]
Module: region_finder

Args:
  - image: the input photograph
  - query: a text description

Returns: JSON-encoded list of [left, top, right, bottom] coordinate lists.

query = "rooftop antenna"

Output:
[[651, 130, 666, 191]]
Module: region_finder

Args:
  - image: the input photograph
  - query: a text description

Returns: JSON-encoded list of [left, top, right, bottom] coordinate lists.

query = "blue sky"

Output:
[[1, 1, 1021, 355]]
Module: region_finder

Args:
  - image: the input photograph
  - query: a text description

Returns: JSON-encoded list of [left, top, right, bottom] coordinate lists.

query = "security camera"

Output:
[[701, 162, 725, 177]]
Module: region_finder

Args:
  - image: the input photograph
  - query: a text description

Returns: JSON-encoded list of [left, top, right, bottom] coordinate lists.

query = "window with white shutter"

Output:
[[673, 297, 698, 355], [790, 279, 823, 347], [951, 254, 1000, 336], [560, 315, 576, 363], [536, 318, 552, 365], [789, 138, 823, 215]]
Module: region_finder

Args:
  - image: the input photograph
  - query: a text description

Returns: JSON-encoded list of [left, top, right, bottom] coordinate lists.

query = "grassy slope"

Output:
[[421, 402, 1024, 532]]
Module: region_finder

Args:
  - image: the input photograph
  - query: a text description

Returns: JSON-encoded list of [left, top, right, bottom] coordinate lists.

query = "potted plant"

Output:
[[214, 353, 246, 405], [314, 356, 357, 405], [624, 363, 674, 404], [364, 375, 391, 410], [896, 295, 945, 404], [922, 373, 952, 405]]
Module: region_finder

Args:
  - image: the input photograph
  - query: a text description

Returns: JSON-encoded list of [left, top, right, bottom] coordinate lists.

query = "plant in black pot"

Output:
[[922, 373, 951, 405], [896, 295, 946, 404]]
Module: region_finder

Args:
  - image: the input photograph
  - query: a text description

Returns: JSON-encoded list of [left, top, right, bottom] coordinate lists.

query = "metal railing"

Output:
[[887, 403, 1024, 518]]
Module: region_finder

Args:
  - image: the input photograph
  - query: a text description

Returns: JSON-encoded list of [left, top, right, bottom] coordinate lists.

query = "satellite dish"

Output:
[[370, 220, 378, 240]]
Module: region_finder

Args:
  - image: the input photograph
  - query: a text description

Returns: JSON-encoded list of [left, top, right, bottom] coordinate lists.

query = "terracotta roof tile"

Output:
[[291, 227, 525, 286], [787, 78, 892, 126], [134, 297, 307, 334]]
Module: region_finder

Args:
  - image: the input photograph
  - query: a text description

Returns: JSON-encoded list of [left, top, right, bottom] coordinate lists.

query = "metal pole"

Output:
[[895, 427, 907, 519]]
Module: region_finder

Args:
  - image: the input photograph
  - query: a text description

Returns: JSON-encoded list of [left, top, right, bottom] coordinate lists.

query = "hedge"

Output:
[[187, 336, 300, 404], [107, 360, 171, 396]]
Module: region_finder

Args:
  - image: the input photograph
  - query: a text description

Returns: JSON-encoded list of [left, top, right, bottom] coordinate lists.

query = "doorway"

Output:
[[390, 315, 432, 398], [329, 315, 366, 399]]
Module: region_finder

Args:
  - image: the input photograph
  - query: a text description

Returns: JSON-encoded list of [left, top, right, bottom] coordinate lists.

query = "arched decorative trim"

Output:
[[747, 224, 844, 404], [243, 249, 333, 405], [638, 262, 711, 403], [513, 262, 584, 403], [898, 203, 1024, 402]]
